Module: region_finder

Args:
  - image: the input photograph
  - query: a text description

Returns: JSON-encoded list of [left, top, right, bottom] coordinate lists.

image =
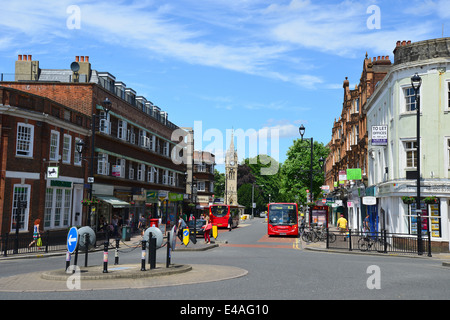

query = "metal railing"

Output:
[[326, 229, 431, 256], [0, 230, 126, 257]]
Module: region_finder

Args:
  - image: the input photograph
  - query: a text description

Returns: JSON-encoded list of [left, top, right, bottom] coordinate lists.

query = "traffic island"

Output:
[[0, 264, 248, 292], [41, 263, 192, 281]]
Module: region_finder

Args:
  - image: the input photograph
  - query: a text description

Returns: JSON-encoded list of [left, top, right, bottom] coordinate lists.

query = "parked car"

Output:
[[188, 219, 206, 237]]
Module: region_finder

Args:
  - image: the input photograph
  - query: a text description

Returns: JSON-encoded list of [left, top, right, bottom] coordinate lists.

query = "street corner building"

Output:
[[0, 54, 191, 244], [325, 38, 450, 253]]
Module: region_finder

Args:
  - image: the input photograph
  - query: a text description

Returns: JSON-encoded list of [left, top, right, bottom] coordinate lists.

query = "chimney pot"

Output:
[[28, 55, 32, 61], [396, 41, 401, 47], [407, 40, 411, 45], [76, 56, 79, 62], [402, 41, 406, 46], [80, 56, 84, 62], [18, 55, 22, 61], [85, 56, 89, 62], [373, 57, 377, 61], [386, 55, 389, 60]]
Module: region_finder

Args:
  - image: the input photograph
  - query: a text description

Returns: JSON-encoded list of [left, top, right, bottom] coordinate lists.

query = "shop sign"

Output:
[[146, 190, 158, 203]]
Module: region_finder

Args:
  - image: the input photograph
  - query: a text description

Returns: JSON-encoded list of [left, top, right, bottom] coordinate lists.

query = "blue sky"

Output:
[[0, 0, 447, 172]]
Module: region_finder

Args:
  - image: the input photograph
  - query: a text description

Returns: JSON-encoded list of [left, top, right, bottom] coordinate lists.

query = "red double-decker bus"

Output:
[[209, 204, 240, 229], [267, 203, 299, 236]]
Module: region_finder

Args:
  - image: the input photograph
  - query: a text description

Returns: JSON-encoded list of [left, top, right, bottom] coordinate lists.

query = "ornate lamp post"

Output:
[[86, 98, 111, 226], [411, 73, 423, 256]]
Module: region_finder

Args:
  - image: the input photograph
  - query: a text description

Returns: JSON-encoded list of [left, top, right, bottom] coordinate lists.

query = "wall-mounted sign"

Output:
[[47, 166, 59, 179], [371, 125, 388, 146]]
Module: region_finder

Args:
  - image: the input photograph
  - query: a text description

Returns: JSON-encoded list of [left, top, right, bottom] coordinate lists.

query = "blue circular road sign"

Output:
[[67, 227, 79, 254]]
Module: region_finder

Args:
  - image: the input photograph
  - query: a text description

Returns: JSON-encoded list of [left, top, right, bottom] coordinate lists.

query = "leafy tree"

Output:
[[280, 139, 329, 204], [242, 155, 282, 205], [213, 169, 225, 198]]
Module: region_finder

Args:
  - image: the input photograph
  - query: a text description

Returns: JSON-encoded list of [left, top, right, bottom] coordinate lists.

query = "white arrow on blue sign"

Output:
[[67, 227, 79, 254]]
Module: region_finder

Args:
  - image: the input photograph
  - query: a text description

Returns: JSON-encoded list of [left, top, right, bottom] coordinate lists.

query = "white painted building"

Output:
[[365, 38, 450, 252]]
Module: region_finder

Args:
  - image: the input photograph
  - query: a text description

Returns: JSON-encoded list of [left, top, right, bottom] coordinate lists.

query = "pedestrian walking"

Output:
[[228, 214, 233, 231], [299, 214, 306, 234], [28, 219, 42, 249], [177, 215, 187, 242], [138, 215, 146, 236], [337, 214, 348, 241]]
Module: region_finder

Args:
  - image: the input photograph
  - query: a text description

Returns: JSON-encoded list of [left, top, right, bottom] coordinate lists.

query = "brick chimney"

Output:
[[15, 54, 39, 81]]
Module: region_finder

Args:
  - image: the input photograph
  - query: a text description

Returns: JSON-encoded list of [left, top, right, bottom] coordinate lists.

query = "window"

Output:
[[99, 111, 110, 134], [127, 127, 136, 144], [404, 87, 419, 112], [97, 153, 109, 175], [168, 171, 175, 186], [129, 162, 134, 180], [49, 131, 60, 161], [139, 130, 148, 148], [62, 134, 71, 164], [117, 120, 127, 140], [11, 185, 30, 231], [448, 139, 450, 168], [74, 137, 82, 166], [163, 141, 170, 157], [405, 141, 418, 168], [163, 169, 169, 185], [197, 181, 206, 192], [148, 166, 156, 183], [44, 187, 72, 229], [137, 163, 145, 181], [16, 123, 34, 157]]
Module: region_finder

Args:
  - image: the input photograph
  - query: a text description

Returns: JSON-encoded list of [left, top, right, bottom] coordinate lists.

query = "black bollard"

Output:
[[166, 232, 171, 268], [84, 233, 89, 267], [149, 233, 156, 270], [114, 238, 120, 265], [103, 241, 109, 273], [141, 240, 147, 271]]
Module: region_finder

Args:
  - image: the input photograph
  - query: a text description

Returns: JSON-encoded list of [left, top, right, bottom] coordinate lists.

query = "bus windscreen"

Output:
[[211, 206, 228, 217], [269, 204, 297, 225]]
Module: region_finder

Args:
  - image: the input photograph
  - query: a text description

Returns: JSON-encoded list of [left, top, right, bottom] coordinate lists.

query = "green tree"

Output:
[[242, 155, 282, 205], [213, 169, 225, 198], [280, 139, 329, 204]]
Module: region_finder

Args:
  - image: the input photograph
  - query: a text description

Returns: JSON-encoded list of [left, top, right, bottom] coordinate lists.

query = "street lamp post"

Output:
[[411, 73, 423, 256], [299, 125, 314, 221], [86, 98, 111, 227]]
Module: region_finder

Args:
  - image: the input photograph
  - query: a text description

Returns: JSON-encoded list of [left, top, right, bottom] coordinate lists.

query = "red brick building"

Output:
[[324, 54, 391, 223], [1, 55, 187, 234], [0, 85, 90, 235]]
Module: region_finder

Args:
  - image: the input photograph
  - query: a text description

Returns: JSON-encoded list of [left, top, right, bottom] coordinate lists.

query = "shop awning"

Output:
[[96, 195, 131, 208]]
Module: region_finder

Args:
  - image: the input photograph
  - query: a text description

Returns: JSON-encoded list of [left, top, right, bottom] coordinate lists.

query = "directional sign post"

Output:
[[67, 227, 79, 254], [183, 229, 190, 246]]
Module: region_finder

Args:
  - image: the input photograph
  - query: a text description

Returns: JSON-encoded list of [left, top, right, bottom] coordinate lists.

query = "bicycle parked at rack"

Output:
[[301, 227, 316, 242], [357, 231, 391, 252], [312, 225, 336, 243]]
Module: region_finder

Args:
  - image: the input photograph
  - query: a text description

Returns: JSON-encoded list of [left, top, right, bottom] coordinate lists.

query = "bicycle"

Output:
[[301, 227, 316, 242], [312, 225, 336, 243], [357, 231, 391, 252]]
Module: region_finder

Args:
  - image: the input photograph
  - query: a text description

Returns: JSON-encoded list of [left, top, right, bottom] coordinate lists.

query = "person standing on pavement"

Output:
[[203, 214, 212, 244], [228, 214, 233, 231], [363, 214, 371, 236]]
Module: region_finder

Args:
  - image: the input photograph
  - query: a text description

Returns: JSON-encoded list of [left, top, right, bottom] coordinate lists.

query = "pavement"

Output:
[[0, 231, 449, 293]]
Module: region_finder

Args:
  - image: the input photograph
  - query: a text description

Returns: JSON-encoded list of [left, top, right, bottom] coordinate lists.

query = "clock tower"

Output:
[[225, 132, 238, 205]]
